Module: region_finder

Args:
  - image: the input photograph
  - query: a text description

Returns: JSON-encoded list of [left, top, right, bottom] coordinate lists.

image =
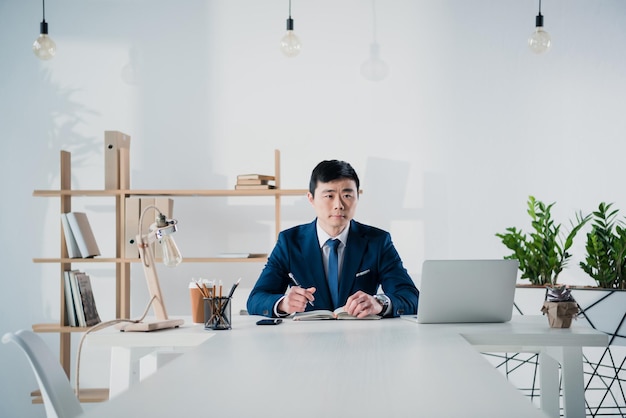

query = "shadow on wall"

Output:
[[360, 157, 449, 275], [24, 68, 101, 317], [361, 157, 421, 231]]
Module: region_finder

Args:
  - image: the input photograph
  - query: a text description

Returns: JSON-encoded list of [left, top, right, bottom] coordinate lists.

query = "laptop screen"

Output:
[[415, 259, 519, 324]]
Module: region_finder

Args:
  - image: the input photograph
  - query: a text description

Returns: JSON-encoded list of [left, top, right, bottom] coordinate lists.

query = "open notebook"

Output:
[[411, 259, 519, 324]]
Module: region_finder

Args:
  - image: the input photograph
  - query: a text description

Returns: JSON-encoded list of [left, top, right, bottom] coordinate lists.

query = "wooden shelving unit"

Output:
[[32, 144, 306, 402]]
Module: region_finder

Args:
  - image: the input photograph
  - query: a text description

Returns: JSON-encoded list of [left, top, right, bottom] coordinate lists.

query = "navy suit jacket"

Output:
[[247, 219, 419, 318]]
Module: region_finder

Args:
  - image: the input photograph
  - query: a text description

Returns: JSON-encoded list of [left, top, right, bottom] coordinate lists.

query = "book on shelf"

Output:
[[217, 253, 268, 259], [66, 270, 101, 327], [63, 270, 79, 327], [68, 270, 87, 327], [293, 307, 381, 321], [235, 184, 276, 190], [64, 212, 101, 258], [237, 174, 275, 181], [60, 214, 81, 258], [75, 272, 101, 327], [236, 178, 273, 186], [235, 173, 276, 190]]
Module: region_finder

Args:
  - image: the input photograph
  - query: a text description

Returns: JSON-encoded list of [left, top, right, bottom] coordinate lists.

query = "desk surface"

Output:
[[85, 318, 213, 348], [80, 315, 607, 418]]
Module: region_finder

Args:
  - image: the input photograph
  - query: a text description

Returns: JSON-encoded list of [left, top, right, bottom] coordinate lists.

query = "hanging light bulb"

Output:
[[361, 1, 388, 81], [121, 46, 141, 85], [33, 0, 56, 60], [280, 0, 301, 57], [361, 42, 389, 82], [528, 0, 551, 54]]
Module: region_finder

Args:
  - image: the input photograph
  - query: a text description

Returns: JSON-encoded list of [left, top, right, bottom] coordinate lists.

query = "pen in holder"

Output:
[[204, 297, 232, 330]]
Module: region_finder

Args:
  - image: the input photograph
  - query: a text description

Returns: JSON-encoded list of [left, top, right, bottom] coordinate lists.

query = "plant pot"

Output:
[[541, 301, 579, 328], [569, 287, 626, 340]]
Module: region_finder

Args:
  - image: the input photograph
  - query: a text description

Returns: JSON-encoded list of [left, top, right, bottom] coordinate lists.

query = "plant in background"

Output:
[[579, 202, 626, 290], [496, 195, 590, 287]]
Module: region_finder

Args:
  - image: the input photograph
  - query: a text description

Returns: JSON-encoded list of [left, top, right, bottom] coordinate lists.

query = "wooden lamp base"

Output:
[[117, 318, 184, 332]]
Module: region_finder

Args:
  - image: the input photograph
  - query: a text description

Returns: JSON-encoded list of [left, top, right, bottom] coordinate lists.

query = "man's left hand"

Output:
[[344, 291, 383, 318]]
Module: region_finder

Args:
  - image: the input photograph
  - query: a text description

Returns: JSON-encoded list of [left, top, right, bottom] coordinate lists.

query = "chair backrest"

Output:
[[2, 330, 84, 418]]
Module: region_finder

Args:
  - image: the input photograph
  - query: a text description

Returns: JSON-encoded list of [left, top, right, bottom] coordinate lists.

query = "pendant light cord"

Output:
[[42, 0, 46, 21], [370, 0, 377, 42], [288, 0, 292, 19]]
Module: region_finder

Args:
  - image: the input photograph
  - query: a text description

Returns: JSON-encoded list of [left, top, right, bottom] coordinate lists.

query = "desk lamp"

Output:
[[120, 205, 184, 331]]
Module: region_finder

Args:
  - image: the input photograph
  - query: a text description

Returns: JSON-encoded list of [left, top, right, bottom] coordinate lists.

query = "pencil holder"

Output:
[[204, 297, 232, 330]]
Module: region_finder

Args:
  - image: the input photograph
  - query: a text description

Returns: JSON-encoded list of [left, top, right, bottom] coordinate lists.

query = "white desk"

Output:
[[81, 315, 607, 418], [404, 316, 609, 418], [85, 318, 213, 398]]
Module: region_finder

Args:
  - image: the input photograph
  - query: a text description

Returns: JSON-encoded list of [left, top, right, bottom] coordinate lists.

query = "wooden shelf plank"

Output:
[[33, 257, 121, 263], [32, 323, 95, 333], [31, 388, 109, 403], [33, 190, 120, 197], [184, 257, 268, 263], [34, 189, 308, 197], [33, 257, 267, 264]]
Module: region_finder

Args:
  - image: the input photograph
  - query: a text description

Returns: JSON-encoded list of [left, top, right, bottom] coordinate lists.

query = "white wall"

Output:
[[1, 1, 625, 416]]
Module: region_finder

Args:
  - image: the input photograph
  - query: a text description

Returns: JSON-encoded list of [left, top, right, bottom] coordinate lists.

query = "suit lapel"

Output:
[[300, 220, 333, 309]]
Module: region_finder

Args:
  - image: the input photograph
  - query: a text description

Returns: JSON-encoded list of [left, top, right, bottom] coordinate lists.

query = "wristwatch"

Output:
[[374, 294, 389, 316]]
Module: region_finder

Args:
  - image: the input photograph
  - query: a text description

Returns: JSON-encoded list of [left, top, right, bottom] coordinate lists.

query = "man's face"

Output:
[[307, 178, 358, 237]]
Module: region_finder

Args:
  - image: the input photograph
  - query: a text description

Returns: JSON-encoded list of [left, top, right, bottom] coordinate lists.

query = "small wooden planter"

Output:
[[540, 301, 579, 328]]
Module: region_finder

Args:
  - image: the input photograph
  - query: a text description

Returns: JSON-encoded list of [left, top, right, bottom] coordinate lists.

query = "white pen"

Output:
[[288, 272, 314, 307]]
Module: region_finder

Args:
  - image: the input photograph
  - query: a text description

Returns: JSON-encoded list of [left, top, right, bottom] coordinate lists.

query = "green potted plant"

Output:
[[496, 196, 590, 286], [496, 196, 590, 327], [576, 203, 626, 403], [579, 202, 626, 290]]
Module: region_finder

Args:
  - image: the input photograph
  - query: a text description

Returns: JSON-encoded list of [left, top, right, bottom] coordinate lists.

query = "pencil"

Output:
[[195, 282, 208, 298], [226, 278, 241, 299], [219, 278, 242, 317]]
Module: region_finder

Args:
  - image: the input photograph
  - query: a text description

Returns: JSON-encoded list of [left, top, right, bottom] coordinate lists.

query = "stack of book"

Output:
[[235, 174, 276, 190], [61, 212, 101, 258], [64, 270, 101, 327]]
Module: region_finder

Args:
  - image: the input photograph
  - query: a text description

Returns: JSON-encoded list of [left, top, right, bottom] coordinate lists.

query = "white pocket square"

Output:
[[355, 269, 370, 277]]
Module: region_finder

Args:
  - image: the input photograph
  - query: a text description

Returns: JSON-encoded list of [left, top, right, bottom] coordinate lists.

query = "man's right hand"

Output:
[[278, 286, 316, 314]]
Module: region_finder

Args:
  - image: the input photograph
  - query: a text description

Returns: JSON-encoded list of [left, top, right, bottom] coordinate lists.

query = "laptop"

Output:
[[414, 259, 519, 324]]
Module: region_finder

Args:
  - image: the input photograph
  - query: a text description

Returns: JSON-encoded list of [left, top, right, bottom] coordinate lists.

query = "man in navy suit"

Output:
[[247, 160, 419, 318]]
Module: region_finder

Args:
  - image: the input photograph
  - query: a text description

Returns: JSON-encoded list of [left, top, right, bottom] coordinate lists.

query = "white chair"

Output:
[[2, 330, 84, 418]]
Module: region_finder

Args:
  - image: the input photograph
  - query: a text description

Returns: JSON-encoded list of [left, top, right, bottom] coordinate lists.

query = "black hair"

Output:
[[308, 160, 360, 196]]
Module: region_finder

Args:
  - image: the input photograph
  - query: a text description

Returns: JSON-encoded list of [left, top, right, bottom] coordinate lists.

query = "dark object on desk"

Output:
[[256, 319, 282, 325], [204, 297, 232, 330]]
